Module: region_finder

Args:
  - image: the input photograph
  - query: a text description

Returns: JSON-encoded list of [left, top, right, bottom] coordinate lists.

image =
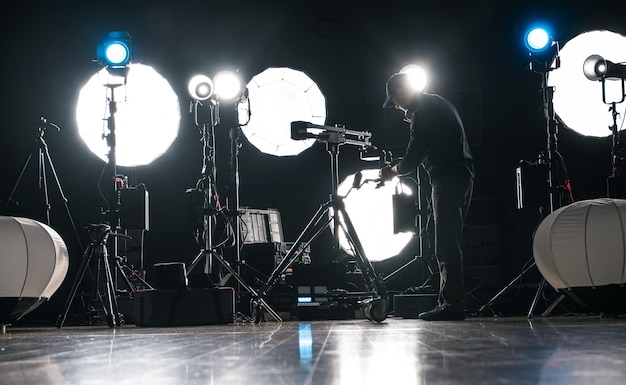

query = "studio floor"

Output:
[[1, 314, 625, 385]]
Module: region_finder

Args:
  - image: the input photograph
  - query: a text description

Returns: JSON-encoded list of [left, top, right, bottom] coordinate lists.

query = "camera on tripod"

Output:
[[87, 223, 111, 243]]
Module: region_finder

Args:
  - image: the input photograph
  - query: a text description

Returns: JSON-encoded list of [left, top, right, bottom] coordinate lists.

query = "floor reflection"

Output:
[[1, 316, 625, 385]]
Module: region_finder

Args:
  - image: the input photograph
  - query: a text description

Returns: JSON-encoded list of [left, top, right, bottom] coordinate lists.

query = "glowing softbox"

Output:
[[76, 63, 181, 167], [240, 67, 326, 156], [0, 216, 69, 325], [548, 30, 626, 137], [336, 169, 414, 262]]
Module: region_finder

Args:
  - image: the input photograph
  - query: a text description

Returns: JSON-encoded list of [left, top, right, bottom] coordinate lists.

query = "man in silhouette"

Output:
[[379, 72, 474, 321]]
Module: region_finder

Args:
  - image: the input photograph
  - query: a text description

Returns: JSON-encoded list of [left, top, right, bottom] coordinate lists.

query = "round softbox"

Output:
[[532, 198, 626, 313], [239, 67, 326, 156], [0, 216, 69, 325]]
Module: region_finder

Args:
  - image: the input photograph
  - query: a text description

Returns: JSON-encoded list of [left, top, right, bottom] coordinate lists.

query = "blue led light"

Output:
[[524, 26, 552, 53], [97, 31, 132, 67]]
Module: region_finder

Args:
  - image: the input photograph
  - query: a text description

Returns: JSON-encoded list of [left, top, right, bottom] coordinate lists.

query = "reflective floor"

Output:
[[2, 315, 626, 385]]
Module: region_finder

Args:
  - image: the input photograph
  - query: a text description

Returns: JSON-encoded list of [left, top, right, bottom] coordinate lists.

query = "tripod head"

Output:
[[87, 223, 131, 244], [88, 223, 112, 244], [38, 116, 61, 135]]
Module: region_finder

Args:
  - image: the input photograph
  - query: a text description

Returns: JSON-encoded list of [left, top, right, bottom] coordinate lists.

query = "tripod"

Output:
[[260, 122, 388, 322], [56, 224, 135, 328], [2, 117, 83, 250]]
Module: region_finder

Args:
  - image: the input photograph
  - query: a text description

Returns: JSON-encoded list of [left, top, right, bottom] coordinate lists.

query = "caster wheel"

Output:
[[251, 300, 263, 324], [363, 299, 387, 323]]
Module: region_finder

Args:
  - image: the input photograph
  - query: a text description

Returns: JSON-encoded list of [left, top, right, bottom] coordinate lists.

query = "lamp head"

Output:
[[188, 74, 214, 100], [583, 54, 626, 81], [97, 32, 132, 67]]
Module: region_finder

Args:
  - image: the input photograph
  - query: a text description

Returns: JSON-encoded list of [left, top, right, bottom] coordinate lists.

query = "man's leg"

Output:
[[419, 175, 473, 320]]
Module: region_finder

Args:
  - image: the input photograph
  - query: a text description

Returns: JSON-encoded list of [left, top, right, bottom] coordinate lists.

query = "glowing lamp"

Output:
[[214, 71, 245, 102], [533, 198, 626, 313], [76, 63, 181, 167], [97, 32, 132, 67], [335, 169, 414, 262], [188, 74, 214, 100], [583, 54, 626, 81], [525, 26, 552, 52], [96, 31, 132, 80], [0, 216, 69, 326]]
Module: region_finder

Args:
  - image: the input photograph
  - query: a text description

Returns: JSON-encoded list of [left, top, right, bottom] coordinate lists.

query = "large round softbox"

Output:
[[532, 198, 626, 313], [0, 216, 69, 325], [239, 67, 326, 157]]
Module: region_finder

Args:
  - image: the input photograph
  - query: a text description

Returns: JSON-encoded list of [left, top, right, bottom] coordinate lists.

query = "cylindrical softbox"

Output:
[[532, 198, 626, 313], [0, 216, 69, 325]]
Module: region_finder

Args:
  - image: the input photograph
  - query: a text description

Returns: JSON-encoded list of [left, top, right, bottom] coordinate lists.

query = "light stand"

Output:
[[480, 45, 569, 318], [602, 80, 626, 198], [102, 84, 153, 294], [2, 117, 83, 250], [57, 81, 152, 327], [186, 99, 281, 322], [229, 124, 243, 279], [258, 121, 389, 323], [187, 100, 220, 276]]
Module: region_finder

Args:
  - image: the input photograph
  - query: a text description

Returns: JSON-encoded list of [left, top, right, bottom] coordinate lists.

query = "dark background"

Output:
[[2, 0, 625, 321]]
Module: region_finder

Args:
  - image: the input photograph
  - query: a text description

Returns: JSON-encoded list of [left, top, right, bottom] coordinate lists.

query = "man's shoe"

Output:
[[418, 304, 465, 321]]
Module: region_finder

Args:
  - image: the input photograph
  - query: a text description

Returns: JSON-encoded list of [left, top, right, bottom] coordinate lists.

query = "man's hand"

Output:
[[379, 164, 399, 181]]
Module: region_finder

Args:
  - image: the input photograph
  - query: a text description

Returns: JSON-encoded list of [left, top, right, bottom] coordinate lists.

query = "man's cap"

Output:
[[382, 72, 410, 108]]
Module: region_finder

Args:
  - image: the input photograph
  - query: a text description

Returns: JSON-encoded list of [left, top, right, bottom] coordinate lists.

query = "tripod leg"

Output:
[[56, 245, 94, 328], [528, 278, 546, 319], [117, 262, 153, 292], [1, 152, 34, 215], [42, 145, 84, 251], [263, 201, 332, 292], [335, 199, 387, 322], [187, 249, 207, 277], [210, 251, 282, 323], [101, 246, 122, 327], [478, 260, 537, 315], [336, 201, 381, 293]]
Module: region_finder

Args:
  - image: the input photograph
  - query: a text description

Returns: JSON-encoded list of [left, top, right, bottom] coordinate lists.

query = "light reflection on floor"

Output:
[[1, 316, 625, 385]]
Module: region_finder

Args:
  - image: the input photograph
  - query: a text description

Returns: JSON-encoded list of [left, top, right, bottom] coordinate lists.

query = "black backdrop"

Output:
[[2, 0, 625, 321]]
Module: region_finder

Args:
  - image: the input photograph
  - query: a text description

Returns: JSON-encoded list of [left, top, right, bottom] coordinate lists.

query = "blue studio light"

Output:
[[524, 26, 552, 53], [97, 31, 132, 68]]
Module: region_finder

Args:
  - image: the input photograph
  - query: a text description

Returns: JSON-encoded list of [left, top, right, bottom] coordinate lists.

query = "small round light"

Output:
[[214, 71, 243, 101], [188, 74, 214, 100], [97, 32, 132, 68], [525, 27, 551, 52], [582, 55, 608, 81], [105, 42, 131, 66]]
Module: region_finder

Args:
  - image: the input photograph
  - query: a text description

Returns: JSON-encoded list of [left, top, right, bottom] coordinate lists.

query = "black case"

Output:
[[134, 287, 235, 326]]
